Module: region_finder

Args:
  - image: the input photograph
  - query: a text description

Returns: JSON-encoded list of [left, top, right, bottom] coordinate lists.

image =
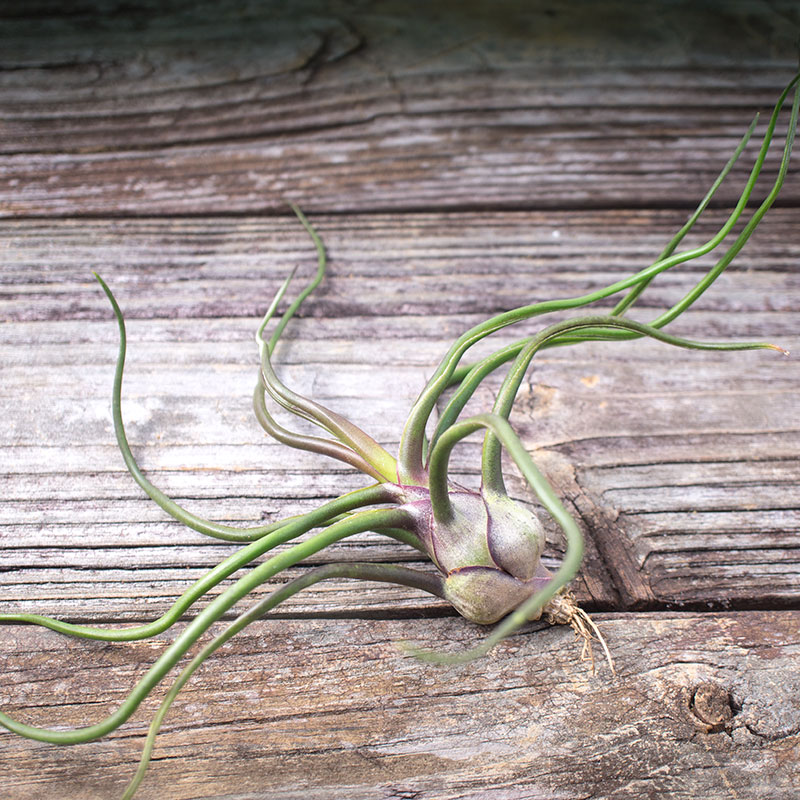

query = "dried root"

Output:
[[543, 590, 616, 676]]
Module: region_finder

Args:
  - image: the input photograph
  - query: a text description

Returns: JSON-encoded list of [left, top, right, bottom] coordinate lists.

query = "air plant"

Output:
[[1, 73, 798, 798]]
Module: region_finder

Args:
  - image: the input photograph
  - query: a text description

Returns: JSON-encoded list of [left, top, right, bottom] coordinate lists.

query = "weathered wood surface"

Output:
[[2, 212, 798, 615], [2, 613, 799, 800], [1, 2, 799, 799], [1, 1, 799, 215]]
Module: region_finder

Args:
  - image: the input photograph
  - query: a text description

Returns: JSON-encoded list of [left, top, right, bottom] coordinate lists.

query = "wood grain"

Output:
[[1, 2, 799, 215], [2, 211, 797, 618], [1, 2, 799, 799], [1, 612, 798, 800]]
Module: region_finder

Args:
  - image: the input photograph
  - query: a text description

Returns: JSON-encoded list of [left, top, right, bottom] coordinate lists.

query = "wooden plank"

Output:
[[1, 611, 798, 799], [2, 209, 798, 323], [1, 2, 799, 215], [1, 210, 798, 622]]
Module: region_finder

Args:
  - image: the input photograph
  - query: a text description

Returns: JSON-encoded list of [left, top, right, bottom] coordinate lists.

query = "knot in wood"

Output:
[[691, 682, 734, 732]]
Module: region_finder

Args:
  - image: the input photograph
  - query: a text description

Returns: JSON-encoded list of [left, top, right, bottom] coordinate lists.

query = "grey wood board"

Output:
[[1, 211, 798, 618], [0, 612, 798, 800], [1, 1, 799, 215]]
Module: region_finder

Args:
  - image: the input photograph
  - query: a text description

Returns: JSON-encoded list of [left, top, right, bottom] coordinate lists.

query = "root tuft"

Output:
[[543, 591, 616, 676]]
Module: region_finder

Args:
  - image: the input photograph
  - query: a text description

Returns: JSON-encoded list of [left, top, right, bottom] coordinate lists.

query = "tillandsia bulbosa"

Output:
[[1, 73, 798, 798]]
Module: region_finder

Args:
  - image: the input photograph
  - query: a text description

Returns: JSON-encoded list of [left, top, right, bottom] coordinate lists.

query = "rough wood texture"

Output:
[[1, 1, 799, 215], [2, 212, 797, 616], [1, 2, 799, 799], [2, 613, 799, 800]]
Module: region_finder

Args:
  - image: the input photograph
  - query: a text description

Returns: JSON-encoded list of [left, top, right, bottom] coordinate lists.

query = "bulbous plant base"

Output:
[[543, 590, 616, 675]]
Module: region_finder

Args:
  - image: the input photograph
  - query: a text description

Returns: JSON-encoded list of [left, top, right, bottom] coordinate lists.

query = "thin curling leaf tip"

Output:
[[92, 272, 120, 312], [767, 343, 790, 356], [256, 265, 300, 351]]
